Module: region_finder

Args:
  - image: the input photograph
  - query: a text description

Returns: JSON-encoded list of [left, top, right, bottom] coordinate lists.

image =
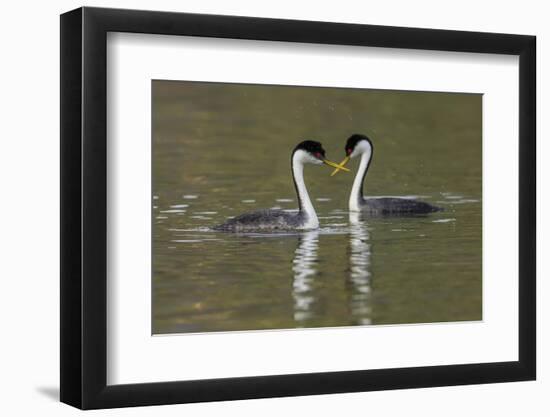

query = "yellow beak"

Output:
[[322, 159, 350, 172], [330, 156, 350, 176]]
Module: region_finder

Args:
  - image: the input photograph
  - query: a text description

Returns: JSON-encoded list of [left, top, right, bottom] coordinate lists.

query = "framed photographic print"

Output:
[[60, 6, 536, 409]]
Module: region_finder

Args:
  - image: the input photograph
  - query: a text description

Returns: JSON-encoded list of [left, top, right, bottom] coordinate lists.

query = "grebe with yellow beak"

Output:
[[331, 134, 441, 215], [214, 140, 348, 231]]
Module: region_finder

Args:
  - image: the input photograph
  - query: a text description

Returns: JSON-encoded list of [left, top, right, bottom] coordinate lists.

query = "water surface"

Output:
[[152, 81, 482, 334]]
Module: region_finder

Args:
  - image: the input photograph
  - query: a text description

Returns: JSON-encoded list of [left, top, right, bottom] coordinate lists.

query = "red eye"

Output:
[[346, 148, 352, 155], [314, 152, 322, 158]]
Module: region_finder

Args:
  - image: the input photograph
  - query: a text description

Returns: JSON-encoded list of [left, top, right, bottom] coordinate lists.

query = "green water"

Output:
[[152, 80, 482, 334]]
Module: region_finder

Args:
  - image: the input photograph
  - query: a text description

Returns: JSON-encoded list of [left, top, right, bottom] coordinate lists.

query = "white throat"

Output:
[[292, 151, 319, 229], [349, 146, 372, 212]]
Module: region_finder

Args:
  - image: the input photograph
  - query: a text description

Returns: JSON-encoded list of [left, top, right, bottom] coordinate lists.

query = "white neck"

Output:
[[349, 149, 372, 212], [292, 152, 319, 229]]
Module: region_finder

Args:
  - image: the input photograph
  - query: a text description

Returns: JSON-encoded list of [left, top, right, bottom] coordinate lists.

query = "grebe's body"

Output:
[[214, 209, 309, 232], [356, 197, 442, 216], [356, 197, 440, 216], [214, 141, 347, 232], [334, 134, 441, 215]]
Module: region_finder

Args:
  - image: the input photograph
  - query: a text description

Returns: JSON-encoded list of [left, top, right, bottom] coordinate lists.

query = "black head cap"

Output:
[[294, 140, 326, 160], [345, 134, 373, 155]]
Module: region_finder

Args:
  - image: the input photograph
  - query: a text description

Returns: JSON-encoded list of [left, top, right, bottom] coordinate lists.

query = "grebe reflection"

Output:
[[290, 217, 373, 327], [347, 212, 372, 325], [292, 230, 320, 324]]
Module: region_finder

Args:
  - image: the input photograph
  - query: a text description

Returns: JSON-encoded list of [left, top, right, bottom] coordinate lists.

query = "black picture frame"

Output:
[[60, 6, 536, 410]]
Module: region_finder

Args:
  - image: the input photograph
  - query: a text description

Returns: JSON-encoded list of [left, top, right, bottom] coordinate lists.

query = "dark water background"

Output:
[[152, 80, 482, 334]]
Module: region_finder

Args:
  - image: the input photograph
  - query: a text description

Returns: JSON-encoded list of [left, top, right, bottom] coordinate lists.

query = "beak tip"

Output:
[[328, 156, 351, 176]]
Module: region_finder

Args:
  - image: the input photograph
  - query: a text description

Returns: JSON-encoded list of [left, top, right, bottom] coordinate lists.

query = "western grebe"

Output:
[[331, 134, 441, 215], [214, 140, 348, 232]]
